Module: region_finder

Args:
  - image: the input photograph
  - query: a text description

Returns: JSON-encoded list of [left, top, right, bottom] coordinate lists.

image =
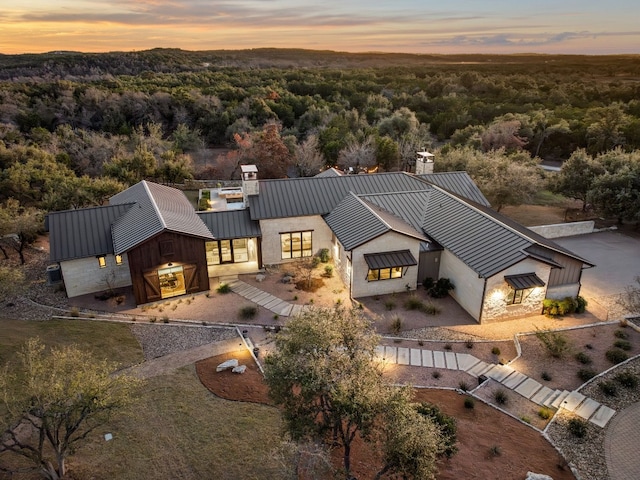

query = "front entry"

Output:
[[158, 265, 187, 299]]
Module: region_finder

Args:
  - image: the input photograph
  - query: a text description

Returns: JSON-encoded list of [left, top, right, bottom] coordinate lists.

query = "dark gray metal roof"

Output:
[[248, 172, 429, 220], [315, 168, 343, 178], [417, 171, 491, 206], [110, 181, 214, 253], [364, 250, 417, 269], [198, 210, 261, 240], [505, 273, 545, 289], [359, 190, 432, 233], [47, 204, 133, 263], [324, 193, 426, 251]]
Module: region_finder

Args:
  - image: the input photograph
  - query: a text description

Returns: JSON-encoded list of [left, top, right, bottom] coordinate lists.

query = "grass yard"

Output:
[[0, 318, 144, 367], [67, 366, 283, 480]]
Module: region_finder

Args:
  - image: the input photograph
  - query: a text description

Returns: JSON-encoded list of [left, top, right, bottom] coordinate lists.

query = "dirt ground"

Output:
[[197, 352, 575, 480]]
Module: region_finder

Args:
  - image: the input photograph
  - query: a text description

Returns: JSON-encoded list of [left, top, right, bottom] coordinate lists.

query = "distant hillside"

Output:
[[1, 48, 639, 80]]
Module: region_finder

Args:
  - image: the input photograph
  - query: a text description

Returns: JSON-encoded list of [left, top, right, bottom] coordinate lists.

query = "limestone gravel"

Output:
[[130, 324, 238, 360]]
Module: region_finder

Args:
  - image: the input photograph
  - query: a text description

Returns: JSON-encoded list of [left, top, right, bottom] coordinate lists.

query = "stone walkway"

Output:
[[376, 345, 617, 428], [226, 278, 307, 317], [605, 401, 640, 480]]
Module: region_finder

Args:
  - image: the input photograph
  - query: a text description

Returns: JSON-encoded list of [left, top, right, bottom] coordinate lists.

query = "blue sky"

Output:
[[1, 0, 638, 54]]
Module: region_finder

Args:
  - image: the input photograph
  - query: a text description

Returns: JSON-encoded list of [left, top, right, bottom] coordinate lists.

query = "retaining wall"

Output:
[[528, 221, 594, 239]]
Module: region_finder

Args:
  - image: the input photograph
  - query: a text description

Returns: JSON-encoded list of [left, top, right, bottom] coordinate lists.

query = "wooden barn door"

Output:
[[183, 265, 199, 293], [143, 270, 161, 302]]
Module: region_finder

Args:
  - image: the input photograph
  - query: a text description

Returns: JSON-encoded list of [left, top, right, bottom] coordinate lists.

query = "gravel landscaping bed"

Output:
[[130, 324, 238, 360]]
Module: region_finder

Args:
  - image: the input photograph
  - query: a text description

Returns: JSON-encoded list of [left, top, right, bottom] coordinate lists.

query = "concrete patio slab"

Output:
[[433, 351, 446, 369], [444, 351, 457, 369], [262, 297, 283, 309], [562, 391, 587, 412], [575, 398, 600, 420], [255, 292, 276, 304], [514, 378, 542, 399], [591, 405, 616, 427], [422, 350, 433, 368], [277, 304, 293, 316], [410, 349, 422, 366], [374, 345, 385, 360], [551, 390, 571, 409], [531, 386, 554, 405], [384, 346, 397, 363], [466, 360, 490, 377], [455, 353, 479, 372], [397, 347, 410, 365], [502, 372, 527, 389], [485, 364, 514, 382], [290, 305, 304, 316]]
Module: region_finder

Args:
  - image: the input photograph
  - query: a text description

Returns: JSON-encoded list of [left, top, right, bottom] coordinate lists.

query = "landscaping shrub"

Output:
[[404, 296, 423, 310], [489, 445, 502, 457], [217, 283, 231, 294], [535, 328, 570, 358], [542, 297, 579, 317], [599, 380, 618, 397], [614, 340, 632, 351], [575, 295, 588, 313], [323, 265, 333, 277], [432, 371, 441, 379], [538, 407, 553, 420], [422, 277, 435, 292], [491, 347, 501, 356], [493, 389, 508, 405], [444, 343, 452, 351], [426, 278, 455, 298], [415, 403, 458, 458], [69, 307, 79, 317], [567, 418, 587, 438], [615, 371, 638, 388], [575, 351, 592, 365], [606, 348, 629, 364], [385, 300, 396, 311], [577, 368, 596, 381], [541, 371, 552, 381], [390, 315, 403, 335], [239, 305, 257, 319], [520, 416, 532, 424], [318, 248, 330, 263], [421, 303, 440, 315], [161, 315, 169, 323], [465, 340, 474, 349], [458, 381, 469, 391], [464, 397, 475, 409], [614, 329, 629, 339]]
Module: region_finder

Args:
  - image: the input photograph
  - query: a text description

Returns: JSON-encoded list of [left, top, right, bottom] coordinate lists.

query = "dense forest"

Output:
[[0, 49, 639, 228]]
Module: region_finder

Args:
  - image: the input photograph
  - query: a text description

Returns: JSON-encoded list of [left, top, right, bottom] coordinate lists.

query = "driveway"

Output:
[[554, 231, 640, 313]]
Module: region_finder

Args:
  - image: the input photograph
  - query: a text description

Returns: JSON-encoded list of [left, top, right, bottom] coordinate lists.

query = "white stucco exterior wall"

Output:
[[60, 253, 132, 298], [481, 258, 551, 323], [546, 283, 581, 300], [438, 250, 485, 322], [350, 232, 421, 299], [259, 216, 333, 266]]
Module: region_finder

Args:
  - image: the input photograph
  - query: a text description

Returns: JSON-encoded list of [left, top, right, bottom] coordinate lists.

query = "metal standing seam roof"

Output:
[[46, 204, 134, 263], [314, 168, 343, 178], [504, 273, 546, 289], [364, 250, 418, 270], [324, 193, 426, 251], [417, 171, 491, 207], [197, 210, 262, 240], [110, 181, 214, 254]]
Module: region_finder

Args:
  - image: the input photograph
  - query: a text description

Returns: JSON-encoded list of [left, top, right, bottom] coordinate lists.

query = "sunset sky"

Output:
[[1, 0, 639, 55]]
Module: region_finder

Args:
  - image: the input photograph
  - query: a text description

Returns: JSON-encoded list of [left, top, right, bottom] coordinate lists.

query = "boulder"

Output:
[[525, 473, 553, 480], [256, 273, 266, 282], [216, 359, 239, 372], [232, 365, 247, 374]]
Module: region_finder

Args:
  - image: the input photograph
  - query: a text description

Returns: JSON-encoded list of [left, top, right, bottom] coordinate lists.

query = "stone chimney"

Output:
[[241, 164, 259, 206], [415, 151, 434, 175]]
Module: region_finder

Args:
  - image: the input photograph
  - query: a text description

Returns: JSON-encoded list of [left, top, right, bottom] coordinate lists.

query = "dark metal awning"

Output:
[[364, 250, 417, 270], [504, 273, 546, 290]]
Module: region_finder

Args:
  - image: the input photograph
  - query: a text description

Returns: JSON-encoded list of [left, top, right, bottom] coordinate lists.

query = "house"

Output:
[[45, 164, 593, 323]]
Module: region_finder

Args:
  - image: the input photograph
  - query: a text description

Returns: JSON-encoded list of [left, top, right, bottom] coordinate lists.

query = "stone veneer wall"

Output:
[[60, 253, 132, 298]]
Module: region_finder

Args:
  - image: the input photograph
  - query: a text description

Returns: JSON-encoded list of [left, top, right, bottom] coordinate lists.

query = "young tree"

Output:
[[263, 308, 445, 479], [0, 339, 142, 480], [337, 136, 376, 172], [553, 149, 604, 210], [0, 265, 26, 298], [293, 135, 325, 177], [0, 199, 43, 264]]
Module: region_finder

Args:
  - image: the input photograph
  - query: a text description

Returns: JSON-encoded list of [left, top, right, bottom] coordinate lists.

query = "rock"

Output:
[[525, 473, 553, 480], [281, 275, 293, 284], [216, 359, 239, 372], [232, 365, 247, 374], [256, 273, 266, 282]]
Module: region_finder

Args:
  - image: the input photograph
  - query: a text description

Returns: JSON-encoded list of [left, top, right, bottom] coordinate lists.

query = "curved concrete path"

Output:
[[605, 401, 640, 480]]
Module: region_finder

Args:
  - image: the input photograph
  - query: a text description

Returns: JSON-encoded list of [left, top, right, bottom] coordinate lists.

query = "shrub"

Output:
[[599, 381, 618, 397], [426, 278, 455, 298], [585, 343, 594, 350], [458, 381, 469, 391], [575, 351, 592, 365], [217, 283, 231, 294], [577, 368, 596, 381], [465, 340, 474, 349], [520, 416, 532, 424], [491, 347, 501, 356], [432, 371, 441, 379], [614, 340, 632, 351], [538, 407, 553, 420], [161, 315, 169, 323], [567, 418, 587, 438], [444, 343, 453, 351], [422, 277, 435, 292], [318, 248, 330, 263], [239, 305, 257, 319], [150, 317, 157, 323], [615, 371, 638, 388], [464, 397, 475, 409], [415, 403, 458, 458], [606, 348, 628, 364], [542, 296, 578, 317], [576, 295, 588, 313], [535, 328, 570, 359], [323, 265, 333, 277], [614, 329, 629, 339], [422, 303, 440, 315], [404, 296, 424, 311], [390, 315, 403, 335], [541, 371, 552, 381], [69, 307, 80, 317], [489, 445, 501, 457], [385, 300, 396, 311], [493, 389, 508, 405]]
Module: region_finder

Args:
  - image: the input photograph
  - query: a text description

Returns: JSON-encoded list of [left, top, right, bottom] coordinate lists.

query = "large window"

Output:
[[506, 288, 526, 305], [367, 266, 404, 281], [206, 239, 249, 265], [281, 231, 312, 259]]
